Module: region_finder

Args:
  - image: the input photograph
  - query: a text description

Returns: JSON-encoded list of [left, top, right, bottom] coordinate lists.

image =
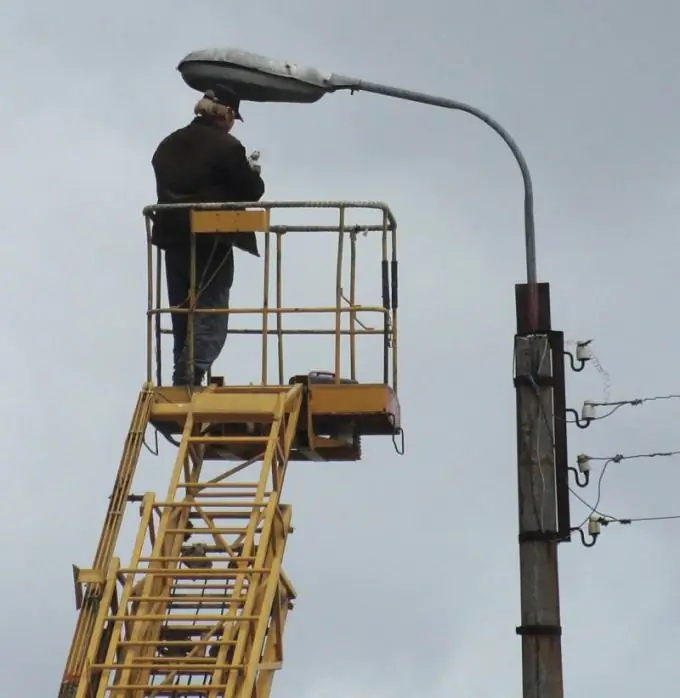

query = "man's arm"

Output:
[[218, 137, 265, 202]]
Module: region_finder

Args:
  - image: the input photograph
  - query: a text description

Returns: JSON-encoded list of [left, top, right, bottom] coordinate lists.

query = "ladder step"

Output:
[[118, 639, 232, 646], [171, 583, 242, 590], [178, 491, 258, 499], [119, 568, 270, 576], [153, 500, 268, 508], [166, 527, 265, 534], [95, 662, 225, 669], [187, 511, 264, 519], [106, 614, 258, 621], [189, 435, 271, 444], [175, 482, 261, 489], [137, 555, 257, 562], [98, 683, 237, 691], [164, 598, 245, 604], [124, 624, 230, 634], [129, 596, 247, 603]]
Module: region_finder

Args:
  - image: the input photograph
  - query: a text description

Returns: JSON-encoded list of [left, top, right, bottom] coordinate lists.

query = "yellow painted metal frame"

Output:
[[58, 200, 403, 698], [144, 201, 399, 392], [59, 387, 154, 698], [307, 383, 400, 419], [60, 383, 303, 698], [190, 209, 270, 234]]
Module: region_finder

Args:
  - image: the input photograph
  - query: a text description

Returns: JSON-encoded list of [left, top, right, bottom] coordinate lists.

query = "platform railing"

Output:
[[142, 201, 399, 391]]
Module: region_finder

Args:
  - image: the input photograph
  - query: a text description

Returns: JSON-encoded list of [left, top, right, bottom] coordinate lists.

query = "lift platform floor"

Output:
[[149, 383, 400, 462]]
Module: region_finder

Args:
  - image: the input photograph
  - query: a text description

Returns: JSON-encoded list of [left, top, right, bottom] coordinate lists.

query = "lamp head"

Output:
[[178, 47, 332, 104]]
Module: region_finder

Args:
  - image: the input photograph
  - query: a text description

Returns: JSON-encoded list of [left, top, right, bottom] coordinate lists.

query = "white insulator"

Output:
[[576, 454, 591, 472], [588, 516, 601, 536], [576, 342, 592, 361], [581, 401, 596, 420]]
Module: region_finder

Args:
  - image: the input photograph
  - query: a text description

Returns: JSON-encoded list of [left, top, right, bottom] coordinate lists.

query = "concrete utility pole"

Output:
[[514, 286, 565, 698]]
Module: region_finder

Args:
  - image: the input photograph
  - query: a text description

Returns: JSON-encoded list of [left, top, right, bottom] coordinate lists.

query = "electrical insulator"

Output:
[[581, 401, 596, 421], [588, 516, 601, 537], [576, 342, 592, 362], [576, 454, 590, 473]]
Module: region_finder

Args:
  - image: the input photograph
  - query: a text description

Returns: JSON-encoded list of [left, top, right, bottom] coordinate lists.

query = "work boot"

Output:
[[173, 367, 205, 387]]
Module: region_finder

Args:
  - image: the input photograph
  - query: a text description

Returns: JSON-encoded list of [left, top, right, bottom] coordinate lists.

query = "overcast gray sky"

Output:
[[3, 1, 680, 696]]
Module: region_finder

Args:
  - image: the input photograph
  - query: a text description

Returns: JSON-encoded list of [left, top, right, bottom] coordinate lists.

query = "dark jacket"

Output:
[[151, 116, 265, 255]]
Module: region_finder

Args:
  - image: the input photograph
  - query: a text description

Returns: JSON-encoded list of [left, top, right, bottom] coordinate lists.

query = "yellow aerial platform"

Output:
[[57, 201, 402, 698]]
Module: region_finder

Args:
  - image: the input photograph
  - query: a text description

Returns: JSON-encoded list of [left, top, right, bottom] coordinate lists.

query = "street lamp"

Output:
[[177, 47, 538, 291], [177, 47, 566, 698]]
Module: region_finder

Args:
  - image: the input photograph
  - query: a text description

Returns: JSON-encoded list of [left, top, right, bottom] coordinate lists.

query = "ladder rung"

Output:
[[187, 512, 263, 519], [93, 663, 226, 671], [171, 584, 241, 590], [153, 500, 268, 508], [106, 614, 258, 621], [189, 435, 271, 444], [129, 595, 247, 603], [176, 482, 261, 489], [166, 602, 250, 609], [166, 527, 263, 534], [118, 640, 233, 646], [137, 556, 257, 562], [101, 683, 237, 691], [181, 491, 258, 498], [101, 657, 221, 665], [119, 568, 271, 576], [126, 624, 227, 634]]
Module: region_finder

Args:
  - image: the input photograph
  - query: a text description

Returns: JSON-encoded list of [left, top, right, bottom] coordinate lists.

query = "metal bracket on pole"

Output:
[[514, 283, 571, 542]]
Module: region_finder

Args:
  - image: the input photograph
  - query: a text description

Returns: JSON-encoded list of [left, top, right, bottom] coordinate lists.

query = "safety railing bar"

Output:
[[390, 215, 399, 394], [349, 230, 357, 381], [186, 232, 197, 385], [145, 225, 391, 236], [268, 225, 388, 234], [380, 215, 392, 383], [145, 217, 154, 384], [142, 200, 397, 230], [334, 207, 345, 383], [154, 246, 163, 386], [145, 224, 391, 234], [148, 306, 390, 316], [276, 233, 284, 385], [261, 231, 271, 385], [381, 212, 390, 385], [159, 328, 386, 336]]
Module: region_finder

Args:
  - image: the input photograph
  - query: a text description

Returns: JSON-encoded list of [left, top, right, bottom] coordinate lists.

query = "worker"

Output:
[[151, 86, 265, 386]]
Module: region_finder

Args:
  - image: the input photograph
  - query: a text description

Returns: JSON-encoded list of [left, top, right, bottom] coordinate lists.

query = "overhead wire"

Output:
[[511, 340, 680, 538], [561, 344, 680, 531], [597, 513, 680, 525], [572, 457, 612, 528], [591, 394, 680, 407], [560, 393, 680, 425], [569, 449, 680, 531]]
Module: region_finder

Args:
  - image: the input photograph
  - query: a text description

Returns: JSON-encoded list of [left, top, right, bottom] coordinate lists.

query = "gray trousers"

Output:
[[165, 242, 235, 385]]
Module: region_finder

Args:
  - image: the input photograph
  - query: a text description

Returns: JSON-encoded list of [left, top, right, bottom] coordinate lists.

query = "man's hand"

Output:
[[247, 150, 262, 175]]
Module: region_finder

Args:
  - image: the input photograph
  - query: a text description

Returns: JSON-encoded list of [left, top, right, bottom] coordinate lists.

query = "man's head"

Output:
[[194, 85, 243, 131]]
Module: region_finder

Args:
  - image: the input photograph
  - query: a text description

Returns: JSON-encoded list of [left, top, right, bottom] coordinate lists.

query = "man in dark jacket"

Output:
[[151, 86, 265, 386]]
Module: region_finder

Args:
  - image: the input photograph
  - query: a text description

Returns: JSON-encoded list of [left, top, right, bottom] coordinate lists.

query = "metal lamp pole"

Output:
[[178, 48, 566, 698], [324, 76, 538, 286]]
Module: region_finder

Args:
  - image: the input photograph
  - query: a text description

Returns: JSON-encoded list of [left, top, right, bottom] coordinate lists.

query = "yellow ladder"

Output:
[[73, 383, 303, 698], [60, 386, 155, 698]]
